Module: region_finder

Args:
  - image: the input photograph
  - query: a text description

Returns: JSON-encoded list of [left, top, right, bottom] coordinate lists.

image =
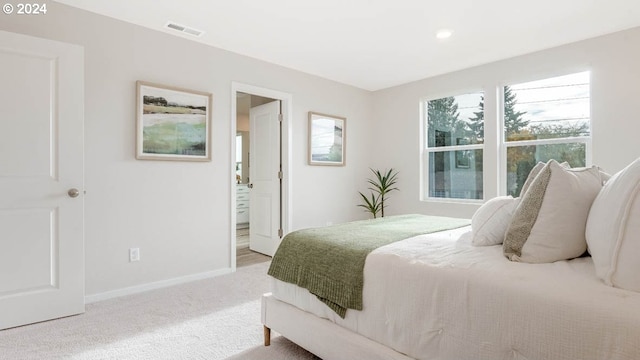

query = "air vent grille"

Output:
[[164, 22, 204, 37]]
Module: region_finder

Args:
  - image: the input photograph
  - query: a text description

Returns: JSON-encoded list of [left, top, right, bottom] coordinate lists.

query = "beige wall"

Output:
[[0, 1, 374, 297], [371, 26, 640, 219], [237, 114, 250, 132]]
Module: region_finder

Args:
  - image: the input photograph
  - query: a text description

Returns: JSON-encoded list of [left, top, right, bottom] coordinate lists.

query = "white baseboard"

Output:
[[85, 267, 233, 304]]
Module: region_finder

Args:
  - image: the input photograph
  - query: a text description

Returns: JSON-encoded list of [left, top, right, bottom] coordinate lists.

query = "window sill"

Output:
[[421, 197, 484, 205]]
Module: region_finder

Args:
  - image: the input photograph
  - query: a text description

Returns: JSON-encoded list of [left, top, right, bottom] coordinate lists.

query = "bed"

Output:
[[261, 222, 640, 360]]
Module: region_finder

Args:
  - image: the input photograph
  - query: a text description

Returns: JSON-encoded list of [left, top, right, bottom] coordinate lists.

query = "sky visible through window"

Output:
[[510, 71, 590, 134], [455, 93, 483, 122]]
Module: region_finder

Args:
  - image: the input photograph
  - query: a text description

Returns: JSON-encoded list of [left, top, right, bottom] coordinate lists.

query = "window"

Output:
[[424, 92, 484, 200], [420, 71, 590, 203], [503, 72, 591, 196]]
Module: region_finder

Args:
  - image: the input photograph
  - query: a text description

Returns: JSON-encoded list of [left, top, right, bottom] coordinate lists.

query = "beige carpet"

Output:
[[0, 262, 319, 360]]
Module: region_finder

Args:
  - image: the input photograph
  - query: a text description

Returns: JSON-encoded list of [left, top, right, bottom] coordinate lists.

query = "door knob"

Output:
[[248, 183, 253, 189], [68, 188, 80, 198]]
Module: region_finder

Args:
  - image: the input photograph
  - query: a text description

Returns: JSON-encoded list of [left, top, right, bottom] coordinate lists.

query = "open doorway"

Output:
[[231, 83, 292, 270], [235, 92, 276, 266]]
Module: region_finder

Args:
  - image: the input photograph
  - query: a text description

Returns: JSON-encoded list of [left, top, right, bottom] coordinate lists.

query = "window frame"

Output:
[[497, 72, 593, 196], [420, 90, 485, 204], [420, 70, 592, 203]]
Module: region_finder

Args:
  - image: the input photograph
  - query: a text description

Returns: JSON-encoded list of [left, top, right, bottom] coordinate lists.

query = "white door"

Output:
[[249, 101, 281, 256], [0, 31, 84, 330]]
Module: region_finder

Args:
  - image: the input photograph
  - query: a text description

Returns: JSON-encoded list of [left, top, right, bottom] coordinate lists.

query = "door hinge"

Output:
[[278, 113, 283, 122], [278, 170, 283, 179], [278, 228, 283, 238]]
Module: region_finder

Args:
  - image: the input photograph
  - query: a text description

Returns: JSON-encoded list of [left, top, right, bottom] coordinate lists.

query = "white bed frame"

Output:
[[261, 293, 412, 360]]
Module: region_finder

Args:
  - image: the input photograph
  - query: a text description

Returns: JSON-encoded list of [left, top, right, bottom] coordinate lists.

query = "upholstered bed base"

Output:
[[261, 293, 411, 360]]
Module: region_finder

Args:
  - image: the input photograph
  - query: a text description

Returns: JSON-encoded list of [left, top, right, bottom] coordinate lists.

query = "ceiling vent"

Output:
[[164, 22, 204, 37]]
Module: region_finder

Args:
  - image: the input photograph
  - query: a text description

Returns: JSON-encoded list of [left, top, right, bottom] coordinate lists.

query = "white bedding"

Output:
[[270, 226, 640, 360]]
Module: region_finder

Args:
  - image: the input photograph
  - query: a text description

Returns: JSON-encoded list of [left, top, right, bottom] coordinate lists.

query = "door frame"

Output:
[[230, 82, 292, 270]]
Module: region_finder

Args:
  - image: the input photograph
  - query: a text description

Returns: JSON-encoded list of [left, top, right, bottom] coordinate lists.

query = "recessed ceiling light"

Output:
[[436, 29, 453, 40], [165, 21, 204, 37]]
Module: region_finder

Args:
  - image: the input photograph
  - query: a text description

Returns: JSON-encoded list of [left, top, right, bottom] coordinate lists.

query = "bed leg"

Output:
[[264, 325, 271, 346]]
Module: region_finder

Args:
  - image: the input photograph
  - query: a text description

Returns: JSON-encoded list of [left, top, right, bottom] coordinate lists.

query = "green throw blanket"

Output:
[[267, 214, 471, 318]]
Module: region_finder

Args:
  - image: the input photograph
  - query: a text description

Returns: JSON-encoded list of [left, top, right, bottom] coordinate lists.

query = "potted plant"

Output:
[[358, 168, 399, 218]]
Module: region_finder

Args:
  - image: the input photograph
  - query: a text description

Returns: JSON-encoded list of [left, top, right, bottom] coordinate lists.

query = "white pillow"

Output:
[[504, 160, 602, 263], [598, 168, 612, 184], [471, 196, 517, 246], [586, 158, 640, 291]]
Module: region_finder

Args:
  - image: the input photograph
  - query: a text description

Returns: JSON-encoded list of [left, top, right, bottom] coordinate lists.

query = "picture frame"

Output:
[[308, 112, 346, 166], [136, 81, 212, 161]]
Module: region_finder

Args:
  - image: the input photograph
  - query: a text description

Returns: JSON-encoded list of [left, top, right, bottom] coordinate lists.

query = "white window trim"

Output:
[[420, 70, 592, 203], [497, 85, 507, 196], [421, 91, 486, 203], [426, 144, 484, 152], [498, 69, 592, 195], [505, 136, 591, 147]]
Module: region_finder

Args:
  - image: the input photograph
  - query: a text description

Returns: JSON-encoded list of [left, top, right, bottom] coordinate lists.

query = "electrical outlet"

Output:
[[129, 247, 140, 262]]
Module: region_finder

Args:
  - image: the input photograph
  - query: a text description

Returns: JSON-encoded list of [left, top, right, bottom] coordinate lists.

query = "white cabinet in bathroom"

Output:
[[236, 184, 250, 226]]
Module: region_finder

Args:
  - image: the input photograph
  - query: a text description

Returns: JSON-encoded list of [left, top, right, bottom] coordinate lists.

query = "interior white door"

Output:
[[0, 31, 84, 330], [249, 101, 281, 256]]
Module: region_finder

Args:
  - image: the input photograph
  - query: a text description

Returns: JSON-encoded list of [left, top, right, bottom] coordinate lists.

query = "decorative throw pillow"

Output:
[[586, 158, 640, 291], [519, 161, 570, 197], [519, 162, 545, 197], [471, 196, 518, 246], [503, 160, 602, 263]]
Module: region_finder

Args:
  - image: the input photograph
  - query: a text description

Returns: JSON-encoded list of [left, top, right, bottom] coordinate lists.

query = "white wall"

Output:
[[371, 26, 640, 219], [5, 2, 639, 298], [0, 2, 374, 296]]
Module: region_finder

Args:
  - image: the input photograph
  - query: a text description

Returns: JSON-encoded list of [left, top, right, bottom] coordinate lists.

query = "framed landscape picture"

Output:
[[308, 112, 346, 166], [136, 81, 212, 161]]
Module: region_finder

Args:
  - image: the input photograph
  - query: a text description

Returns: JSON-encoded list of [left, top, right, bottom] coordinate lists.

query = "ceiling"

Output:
[[54, 0, 640, 91]]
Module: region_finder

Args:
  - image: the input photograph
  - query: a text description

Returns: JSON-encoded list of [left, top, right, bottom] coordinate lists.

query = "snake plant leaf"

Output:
[[364, 168, 399, 217], [357, 191, 381, 218]]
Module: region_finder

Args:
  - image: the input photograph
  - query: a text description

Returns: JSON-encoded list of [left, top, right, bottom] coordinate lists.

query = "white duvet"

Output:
[[270, 226, 640, 360]]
